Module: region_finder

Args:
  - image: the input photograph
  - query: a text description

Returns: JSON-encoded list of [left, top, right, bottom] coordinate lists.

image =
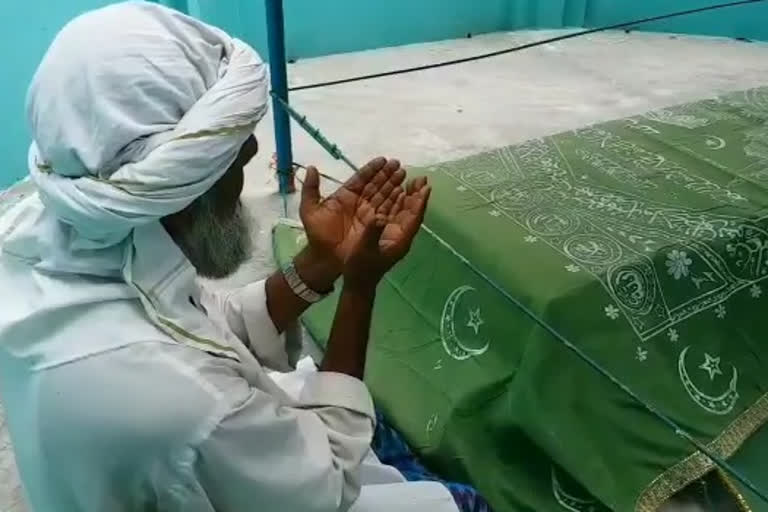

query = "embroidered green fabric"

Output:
[[273, 87, 768, 511]]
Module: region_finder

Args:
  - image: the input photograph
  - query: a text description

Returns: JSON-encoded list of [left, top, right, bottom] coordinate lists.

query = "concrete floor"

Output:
[[2, 29, 768, 511]]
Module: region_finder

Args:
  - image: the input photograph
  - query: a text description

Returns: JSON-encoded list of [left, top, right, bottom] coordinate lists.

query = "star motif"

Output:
[[751, 284, 763, 298], [699, 353, 723, 381], [489, 210, 501, 217], [636, 346, 648, 362], [466, 308, 484, 335], [667, 329, 679, 343], [604, 304, 620, 320], [456, 185, 468, 192], [714, 303, 726, 319], [565, 264, 581, 273], [524, 235, 538, 243]]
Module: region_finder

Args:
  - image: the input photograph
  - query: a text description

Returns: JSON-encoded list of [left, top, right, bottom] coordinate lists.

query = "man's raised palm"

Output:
[[299, 157, 430, 275]]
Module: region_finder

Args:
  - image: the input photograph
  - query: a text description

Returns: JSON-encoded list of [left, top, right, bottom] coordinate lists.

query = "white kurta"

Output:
[[0, 193, 458, 512]]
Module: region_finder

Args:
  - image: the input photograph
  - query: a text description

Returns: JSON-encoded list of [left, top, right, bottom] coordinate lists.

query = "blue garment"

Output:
[[371, 411, 492, 512]]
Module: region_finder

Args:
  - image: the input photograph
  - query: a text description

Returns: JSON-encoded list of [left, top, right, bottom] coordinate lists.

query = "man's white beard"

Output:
[[174, 195, 253, 279]]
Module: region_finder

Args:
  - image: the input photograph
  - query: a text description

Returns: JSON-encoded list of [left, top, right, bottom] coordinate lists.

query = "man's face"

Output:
[[162, 136, 259, 279]]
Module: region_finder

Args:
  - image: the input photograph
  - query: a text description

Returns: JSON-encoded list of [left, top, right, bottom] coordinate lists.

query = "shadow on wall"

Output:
[[1, 0, 767, 188]]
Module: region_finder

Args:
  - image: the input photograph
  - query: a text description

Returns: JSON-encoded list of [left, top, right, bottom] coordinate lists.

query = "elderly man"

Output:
[[0, 3, 474, 512]]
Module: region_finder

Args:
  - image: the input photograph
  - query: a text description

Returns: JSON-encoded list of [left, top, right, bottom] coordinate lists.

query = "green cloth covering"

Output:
[[273, 87, 768, 512]]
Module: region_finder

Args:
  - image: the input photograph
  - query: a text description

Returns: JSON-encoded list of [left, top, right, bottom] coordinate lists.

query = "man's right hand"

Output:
[[299, 158, 405, 272], [298, 157, 430, 289], [342, 176, 431, 291], [318, 163, 431, 380]]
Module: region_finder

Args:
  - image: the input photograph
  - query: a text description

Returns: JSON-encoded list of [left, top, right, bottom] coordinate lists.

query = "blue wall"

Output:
[[174, 0, 513, 60], [2, 0, 767, 188], [585, 0, 768, 40], [0, 0, 521, 188], [0, 0, 117, 188]]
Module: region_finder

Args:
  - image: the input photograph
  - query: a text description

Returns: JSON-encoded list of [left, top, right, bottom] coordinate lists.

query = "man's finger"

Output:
[[300, 166, 322, 214], [362, 159, 401, 200], [344, 157, 387, 193], [404, 186, 431, 236], [389, 191, 406, 220], [370, 168, 405, 209], [377, 186, 403, 217], [406, 176, 428, 195], [415, 185, 431, 218]]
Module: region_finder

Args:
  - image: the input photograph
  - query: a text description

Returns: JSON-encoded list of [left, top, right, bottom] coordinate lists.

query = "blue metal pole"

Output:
[[265, 0, 295, 194]]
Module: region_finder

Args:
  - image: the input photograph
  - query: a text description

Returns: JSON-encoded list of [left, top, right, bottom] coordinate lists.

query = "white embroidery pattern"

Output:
[[704, 135, 726, 150], [440, 286, 490, 361], [699, 353, 724, 381], [466, 308, 484, 335], [668, 329, 679, 343], [426, 413, 439, 435], [666, 250, 692, 280], [437, 88, 768, 353], [604, 304, 620, 320], [714, 304, 726, 319], [551, 466, 606, 512], [678, 346, 738, 415]]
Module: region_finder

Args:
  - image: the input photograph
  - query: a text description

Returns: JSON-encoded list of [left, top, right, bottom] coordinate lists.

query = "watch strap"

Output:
[[282, 262, 328, 303]]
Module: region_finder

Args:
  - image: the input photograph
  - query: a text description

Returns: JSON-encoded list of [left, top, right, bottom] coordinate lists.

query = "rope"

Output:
[[288, 0, 767, 92]]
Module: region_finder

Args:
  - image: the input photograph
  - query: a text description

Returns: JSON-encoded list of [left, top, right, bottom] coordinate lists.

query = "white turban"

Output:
[[7, 1, 269, 359], [27, 1, 268, 247]]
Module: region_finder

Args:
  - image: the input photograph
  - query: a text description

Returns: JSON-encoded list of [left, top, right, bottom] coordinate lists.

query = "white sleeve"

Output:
[[195, 372, 376, 512], [200, 280, 302, 372]]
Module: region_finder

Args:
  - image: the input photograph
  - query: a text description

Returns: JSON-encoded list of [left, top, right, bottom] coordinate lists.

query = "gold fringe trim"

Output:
[[716, 467, 753, 512], [635, 392, 768, 511]]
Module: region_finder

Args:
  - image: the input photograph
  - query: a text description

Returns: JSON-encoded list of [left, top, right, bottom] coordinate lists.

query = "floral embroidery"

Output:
[[666, 249, 693, 280]]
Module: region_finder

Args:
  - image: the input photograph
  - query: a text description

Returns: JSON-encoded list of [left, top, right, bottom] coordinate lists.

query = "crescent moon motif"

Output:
[[440, 285, 490, 361], [678, 346, 739, 415], [704, 135, 726, 150], [551, 467, 603, 512]]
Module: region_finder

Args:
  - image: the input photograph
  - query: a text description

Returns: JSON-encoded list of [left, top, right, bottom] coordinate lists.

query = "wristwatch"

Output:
[[281, 262, 331, 304]]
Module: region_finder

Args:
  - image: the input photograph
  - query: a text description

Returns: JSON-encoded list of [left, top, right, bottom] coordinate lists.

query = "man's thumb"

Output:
[[301, 166, 321, 210]]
